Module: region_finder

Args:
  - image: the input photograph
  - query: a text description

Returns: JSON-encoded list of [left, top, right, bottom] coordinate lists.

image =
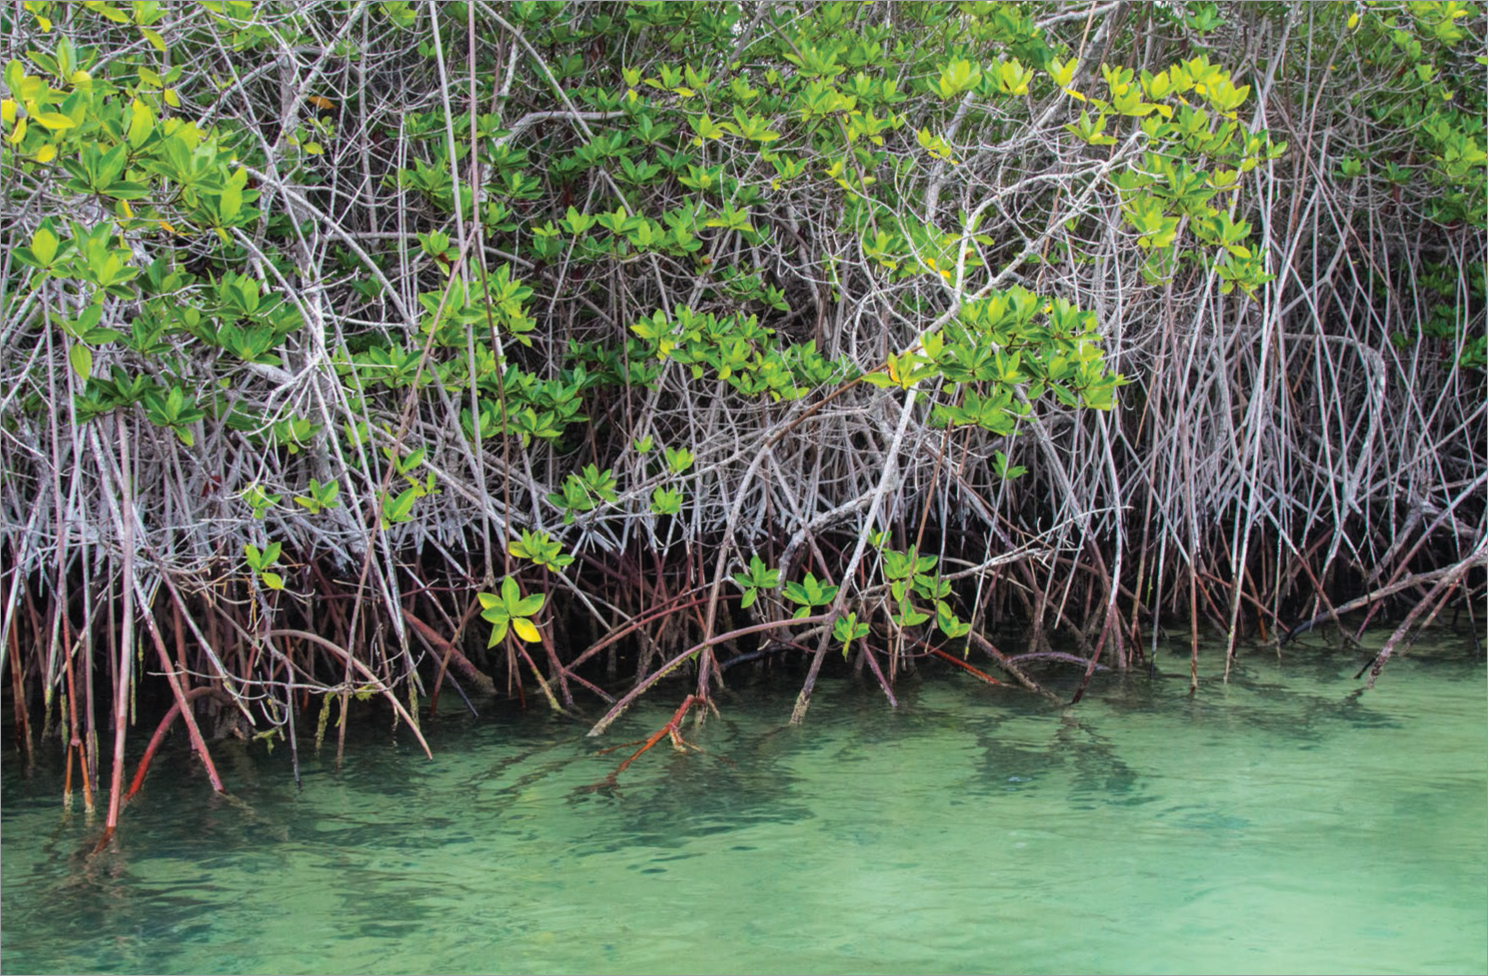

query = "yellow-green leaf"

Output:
[[128, 98, 154, 148], [32, 112, 74, 130], [511, 617, 541, 643], [84, 2, 131, 24], [1048, 58, 1079, 89], [31, 225, 58, 266], [69, 343, 92, 380]]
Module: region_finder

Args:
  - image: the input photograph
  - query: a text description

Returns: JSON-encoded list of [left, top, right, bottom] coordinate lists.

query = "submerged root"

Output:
[[589, 694, 720, 790]]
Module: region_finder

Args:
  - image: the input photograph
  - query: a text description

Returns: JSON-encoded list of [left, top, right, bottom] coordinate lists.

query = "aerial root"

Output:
[[589, 694, 719, 790]]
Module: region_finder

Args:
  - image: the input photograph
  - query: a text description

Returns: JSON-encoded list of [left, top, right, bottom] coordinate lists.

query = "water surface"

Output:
[[4, 637, 1484, 974]]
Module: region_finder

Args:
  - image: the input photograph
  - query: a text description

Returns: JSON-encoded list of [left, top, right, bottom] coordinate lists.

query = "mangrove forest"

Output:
[[1, 0, 1484, 844]]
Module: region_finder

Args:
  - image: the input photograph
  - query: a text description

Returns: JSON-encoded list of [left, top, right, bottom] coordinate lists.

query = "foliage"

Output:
[[1, 1, 1483, 753], [477, 577, 545, 646]]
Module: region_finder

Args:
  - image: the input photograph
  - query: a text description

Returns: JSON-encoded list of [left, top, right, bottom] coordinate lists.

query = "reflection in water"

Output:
[[4, 640, 1485, 975]]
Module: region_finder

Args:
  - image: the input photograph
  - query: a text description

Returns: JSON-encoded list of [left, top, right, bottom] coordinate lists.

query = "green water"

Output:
[[3, 639, 1484, 975]]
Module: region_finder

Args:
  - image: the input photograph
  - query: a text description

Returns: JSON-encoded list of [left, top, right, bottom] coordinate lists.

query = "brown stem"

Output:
[[612, 694, 702, 777], [136, 584, 224, 793], [858, 640, 899, 707], [263, 628, 433, 759], [1357, 548, 1486, 686], [968, 630, 1054, 699], [926, 646, 1004, 687], [589, 613, 831, 737], [401, 606, 496, 695], [567, 589, 725, 674], [7, 617, 32, 766], [1287, 562, 1479, 643], [789, 636, 833, 726], [125, 686, 220, 802], [1070, 603, 1115, 705]]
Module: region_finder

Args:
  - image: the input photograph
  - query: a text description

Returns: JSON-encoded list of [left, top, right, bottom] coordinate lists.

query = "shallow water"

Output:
[[3, 636, 1484, 975]]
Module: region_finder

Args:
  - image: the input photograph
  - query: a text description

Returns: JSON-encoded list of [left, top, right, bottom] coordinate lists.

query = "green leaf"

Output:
[[31, 223, 60, 266], [651, 485, 682, 515], [385, 487, 417, 522], [936, 59, 982, 98], [894, 606, 930, 627], [127, 98, 155, 148], [500, 576, 522, 606], [937, 603, 970, 639], [1049, 57, 1079, 89], [32, 112, 76, 130], [68, 343, 92, 380]]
